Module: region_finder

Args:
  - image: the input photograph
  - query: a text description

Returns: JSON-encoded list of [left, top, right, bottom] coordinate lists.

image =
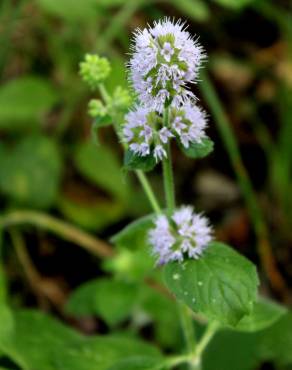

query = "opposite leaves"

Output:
[[164, 242, 259, 327]]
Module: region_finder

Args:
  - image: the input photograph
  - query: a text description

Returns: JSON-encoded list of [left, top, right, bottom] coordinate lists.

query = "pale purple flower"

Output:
[[128, 18, 205, 112], [170, 103, 208, 148], [149, 206, 213, 264], [123, 105, 172, 162]]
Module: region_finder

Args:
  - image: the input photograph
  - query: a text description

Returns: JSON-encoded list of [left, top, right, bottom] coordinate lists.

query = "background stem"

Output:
[[199, 70, 287, 297]]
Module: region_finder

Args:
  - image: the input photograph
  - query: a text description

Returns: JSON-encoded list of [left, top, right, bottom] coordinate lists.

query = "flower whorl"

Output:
[[128, 18, 205, 112], [149, 206, 213, 265]]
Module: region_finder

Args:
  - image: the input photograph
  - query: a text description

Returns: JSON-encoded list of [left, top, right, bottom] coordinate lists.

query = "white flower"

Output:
[[149, 206, 213, 264], [129, 18, 205, 112], [159, 127, 173, 144], [153, 145, 167, 161], [170, 103, 208, 148]]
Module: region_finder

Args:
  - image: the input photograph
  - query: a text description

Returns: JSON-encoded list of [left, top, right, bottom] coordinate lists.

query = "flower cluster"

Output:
[[129, 18, 205, 112], [149, 206, 213, 265], [124, 18, 208, 163], [123, 103, 207, 161]]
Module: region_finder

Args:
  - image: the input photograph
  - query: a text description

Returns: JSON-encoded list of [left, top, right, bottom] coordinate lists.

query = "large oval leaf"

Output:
[[164, 242, 259, 327]]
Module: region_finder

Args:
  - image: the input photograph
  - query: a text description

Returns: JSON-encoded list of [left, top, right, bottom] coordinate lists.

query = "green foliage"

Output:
[[0, 310, 163, 370], [180, 138, 214, 159], [0, 77, 58, 131], [164, 242, 259, 326], [66, 278, 138, 326], [0, 135, 62, 209], [111, 214, 154, 250], [74, 140, 128, 202], [171, 0, 210, 21], [124, 150, 156, 172], [235, 297, 287, 332]]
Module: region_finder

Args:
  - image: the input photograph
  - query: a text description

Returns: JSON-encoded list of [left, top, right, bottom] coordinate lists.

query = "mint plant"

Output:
[[76, 18, 287, 369]]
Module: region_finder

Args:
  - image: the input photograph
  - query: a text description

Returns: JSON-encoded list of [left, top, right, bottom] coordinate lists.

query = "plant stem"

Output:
[[136, 170, 161, 214], [162, 107, 175, 213], [0, 211, 114, 258], [199, 70, 287, 296], [191, 322, 219, 363], [162, 107, 198, 369], [97, 84, 162, 216]]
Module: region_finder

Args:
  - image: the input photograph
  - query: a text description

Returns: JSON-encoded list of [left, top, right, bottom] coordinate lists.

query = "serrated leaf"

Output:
[[124, 150, 156, 172], [74, 141, 128, 202], [111, 214, 154, 250], [180, 138, 214, 159], [0, 77, 57, 131], [235, 297, 287, 332], [164, 242, 259, 326], [66, 278, 138, 326], [0, 135, 62, 209]]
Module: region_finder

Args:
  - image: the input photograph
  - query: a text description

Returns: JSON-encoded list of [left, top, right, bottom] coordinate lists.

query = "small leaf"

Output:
[[0, 77, 58, 131], [180, 138, 214, 159], [235, 297, 287, 332], [94, 114, 113, 128], [164, 242, 259, 326], [0, 135, 62, 209], [66, 278, 138, 326], [111, 214, 154, 251], [74, 141, 129, 202], [124, 150, 156, 172]]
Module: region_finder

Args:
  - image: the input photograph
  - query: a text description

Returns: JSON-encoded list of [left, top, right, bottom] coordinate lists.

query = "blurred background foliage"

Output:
[[0, 0, 292, 369]]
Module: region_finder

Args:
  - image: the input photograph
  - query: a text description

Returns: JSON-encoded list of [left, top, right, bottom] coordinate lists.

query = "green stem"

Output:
[[98, 84, 161, 216], [178, 301, 197, 355], [162, 106, 198, 368], [136, 170, 161, 214], [162, 107, 175, 213], [199, 70, 286, 295], [0, 211, 114, 258], [191, 322, 219, 364]]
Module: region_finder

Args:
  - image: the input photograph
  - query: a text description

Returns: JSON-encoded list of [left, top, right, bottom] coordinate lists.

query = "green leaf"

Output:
[[235, 297, 287, 332], [103, 248, 155, 281], [0, 77, 57, 131], [257, 311, 292, 366], [171, 0, 209, 21], [74, 141, 129, 202], [180, 138, 214, 159], [58, 196, 124, 231], [66, 278, 138, 326], [0, 135, 62, 209], [111, 214, 154, 251], [0, 310, 163, 370], [0, 305, 14, 342], [164, 242, 259, 326], [107, 356, 165, 370], [35, 0, 100, 22], [124, 150, 156, 172], [203, 328, 259, 370]]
